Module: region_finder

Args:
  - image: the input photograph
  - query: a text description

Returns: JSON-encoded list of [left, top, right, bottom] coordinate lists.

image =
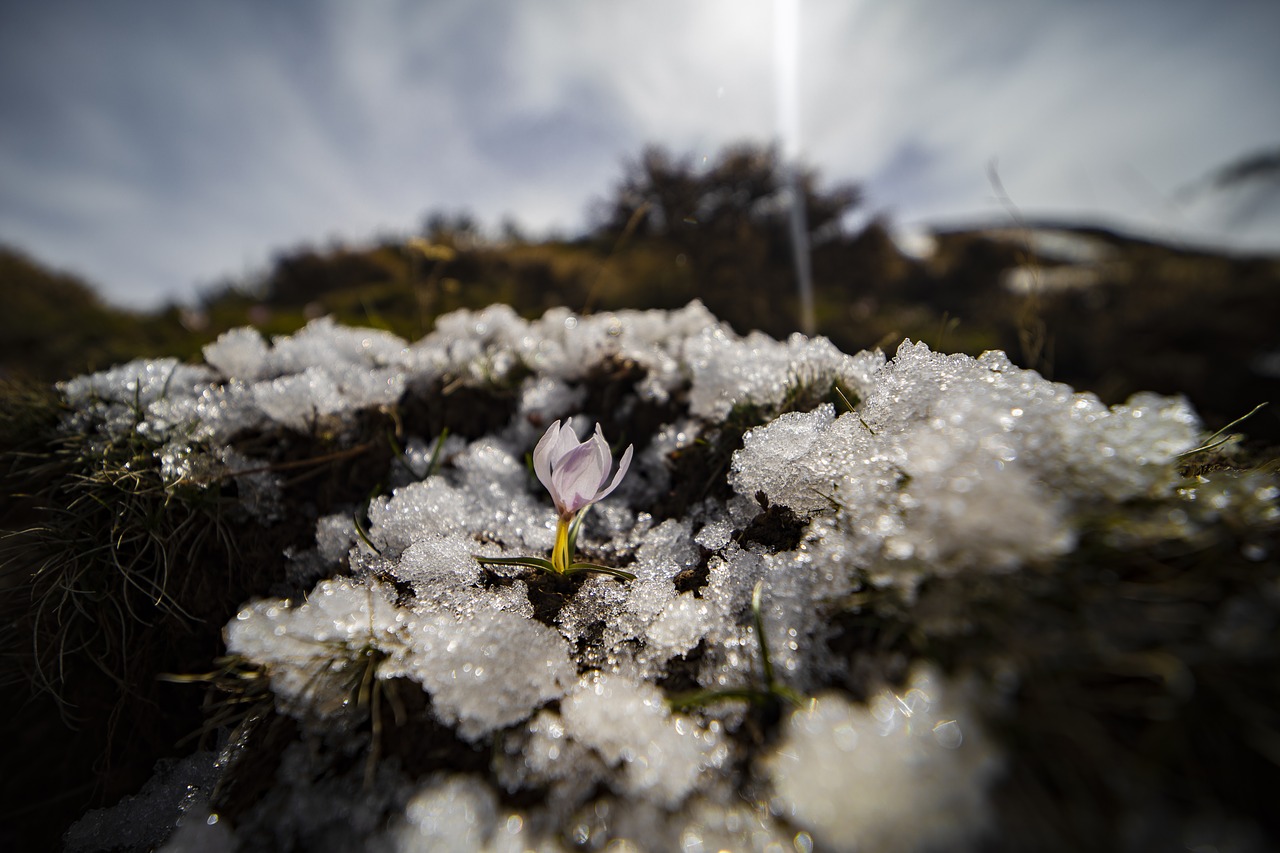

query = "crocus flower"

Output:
[[533, 420, 633, 573], [475, 420, 636, 580], [534, 420, 633, 520]]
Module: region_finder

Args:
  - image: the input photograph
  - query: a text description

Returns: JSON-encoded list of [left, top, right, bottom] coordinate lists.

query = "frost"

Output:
[[517, 375, 587, 427], [646, 592, 718, 660], [63, 318, 415, 483], [493, 673, 729, 819], [267, 316, 410, 374], [394, 533, 486, 603], [59, 358, 218, 446], [228, 576, 573, 739], [386, 774, 579, 852]]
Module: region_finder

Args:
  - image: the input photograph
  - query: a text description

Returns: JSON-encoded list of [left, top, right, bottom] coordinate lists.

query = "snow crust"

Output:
[[225, 578, 410, 719], [732, 343, 1200, 591], [59, 301, 1214, 851], [764, 665, 1001, 852]]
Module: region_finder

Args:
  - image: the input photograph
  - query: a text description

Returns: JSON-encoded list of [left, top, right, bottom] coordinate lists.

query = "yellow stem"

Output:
[[552, 516, 572, 573]]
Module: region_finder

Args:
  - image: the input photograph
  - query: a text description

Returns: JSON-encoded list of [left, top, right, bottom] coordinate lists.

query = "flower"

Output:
[[534, 420, 633, 521], [474, 419, 636, 580]]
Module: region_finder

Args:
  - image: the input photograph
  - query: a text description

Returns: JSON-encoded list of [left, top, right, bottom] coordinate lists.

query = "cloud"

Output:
[[802, 0, 1280, 237], [1, 0, 1278, 307]]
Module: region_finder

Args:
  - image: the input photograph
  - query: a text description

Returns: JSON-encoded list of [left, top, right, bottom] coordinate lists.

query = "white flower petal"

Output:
[[552, 442, 607, 516], [533, 419, 633, 519], [532, 419, 562, 493], [596, 444, 634, 502]]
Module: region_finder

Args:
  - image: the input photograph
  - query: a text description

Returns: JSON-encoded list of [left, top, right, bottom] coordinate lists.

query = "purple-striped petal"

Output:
[[533, 419, 633, 519], [551, 441, 607, 516], [595, 443, 633, 502], [532, 419, 563, 493], [588, 425, 615, 493]]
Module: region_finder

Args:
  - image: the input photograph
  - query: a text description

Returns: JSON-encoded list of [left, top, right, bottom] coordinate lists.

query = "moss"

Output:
[[0, 382, 423, 848]]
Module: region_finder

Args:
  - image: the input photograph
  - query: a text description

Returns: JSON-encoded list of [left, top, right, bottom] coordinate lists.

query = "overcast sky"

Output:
[[2, 0, 1278, 308]]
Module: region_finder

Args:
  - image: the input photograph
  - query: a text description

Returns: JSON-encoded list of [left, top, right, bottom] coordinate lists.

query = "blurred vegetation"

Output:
[[0, 247, 195, 381], [2, 141, 1278, 442]]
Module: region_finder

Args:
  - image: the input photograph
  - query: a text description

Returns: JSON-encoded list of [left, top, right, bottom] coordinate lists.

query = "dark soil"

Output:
[[737, 497, 807, 553]]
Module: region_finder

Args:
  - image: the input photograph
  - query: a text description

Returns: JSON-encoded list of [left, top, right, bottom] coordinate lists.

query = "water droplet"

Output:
[[933, 719, 964, 749]]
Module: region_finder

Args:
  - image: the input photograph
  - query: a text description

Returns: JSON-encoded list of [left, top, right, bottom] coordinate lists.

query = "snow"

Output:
[[56, 300, 1223, 851], [65, 753, 220, 853], [388, 608, 576, 742], [731, 341, 1200, 591], [224, 578, 409, 719], [389, 776, 505, 853], [558, 671, 728, 808], [764, 665, 1001, 852], [683, 325, 882, 420], [202, 326, 272, 382]]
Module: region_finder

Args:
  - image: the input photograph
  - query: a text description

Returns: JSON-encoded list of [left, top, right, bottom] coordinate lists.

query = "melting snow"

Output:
[[59, 300, 1212, 850]]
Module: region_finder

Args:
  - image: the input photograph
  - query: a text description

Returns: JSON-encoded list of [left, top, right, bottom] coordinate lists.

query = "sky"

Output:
[[1, 0, 1278, 308]]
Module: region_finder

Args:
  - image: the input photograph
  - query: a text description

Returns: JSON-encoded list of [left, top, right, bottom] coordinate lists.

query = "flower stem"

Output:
[[552, 516, 572, 574]]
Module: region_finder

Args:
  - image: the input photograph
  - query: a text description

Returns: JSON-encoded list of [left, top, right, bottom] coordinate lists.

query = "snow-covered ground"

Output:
[[55, 301, 1277, 852]]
